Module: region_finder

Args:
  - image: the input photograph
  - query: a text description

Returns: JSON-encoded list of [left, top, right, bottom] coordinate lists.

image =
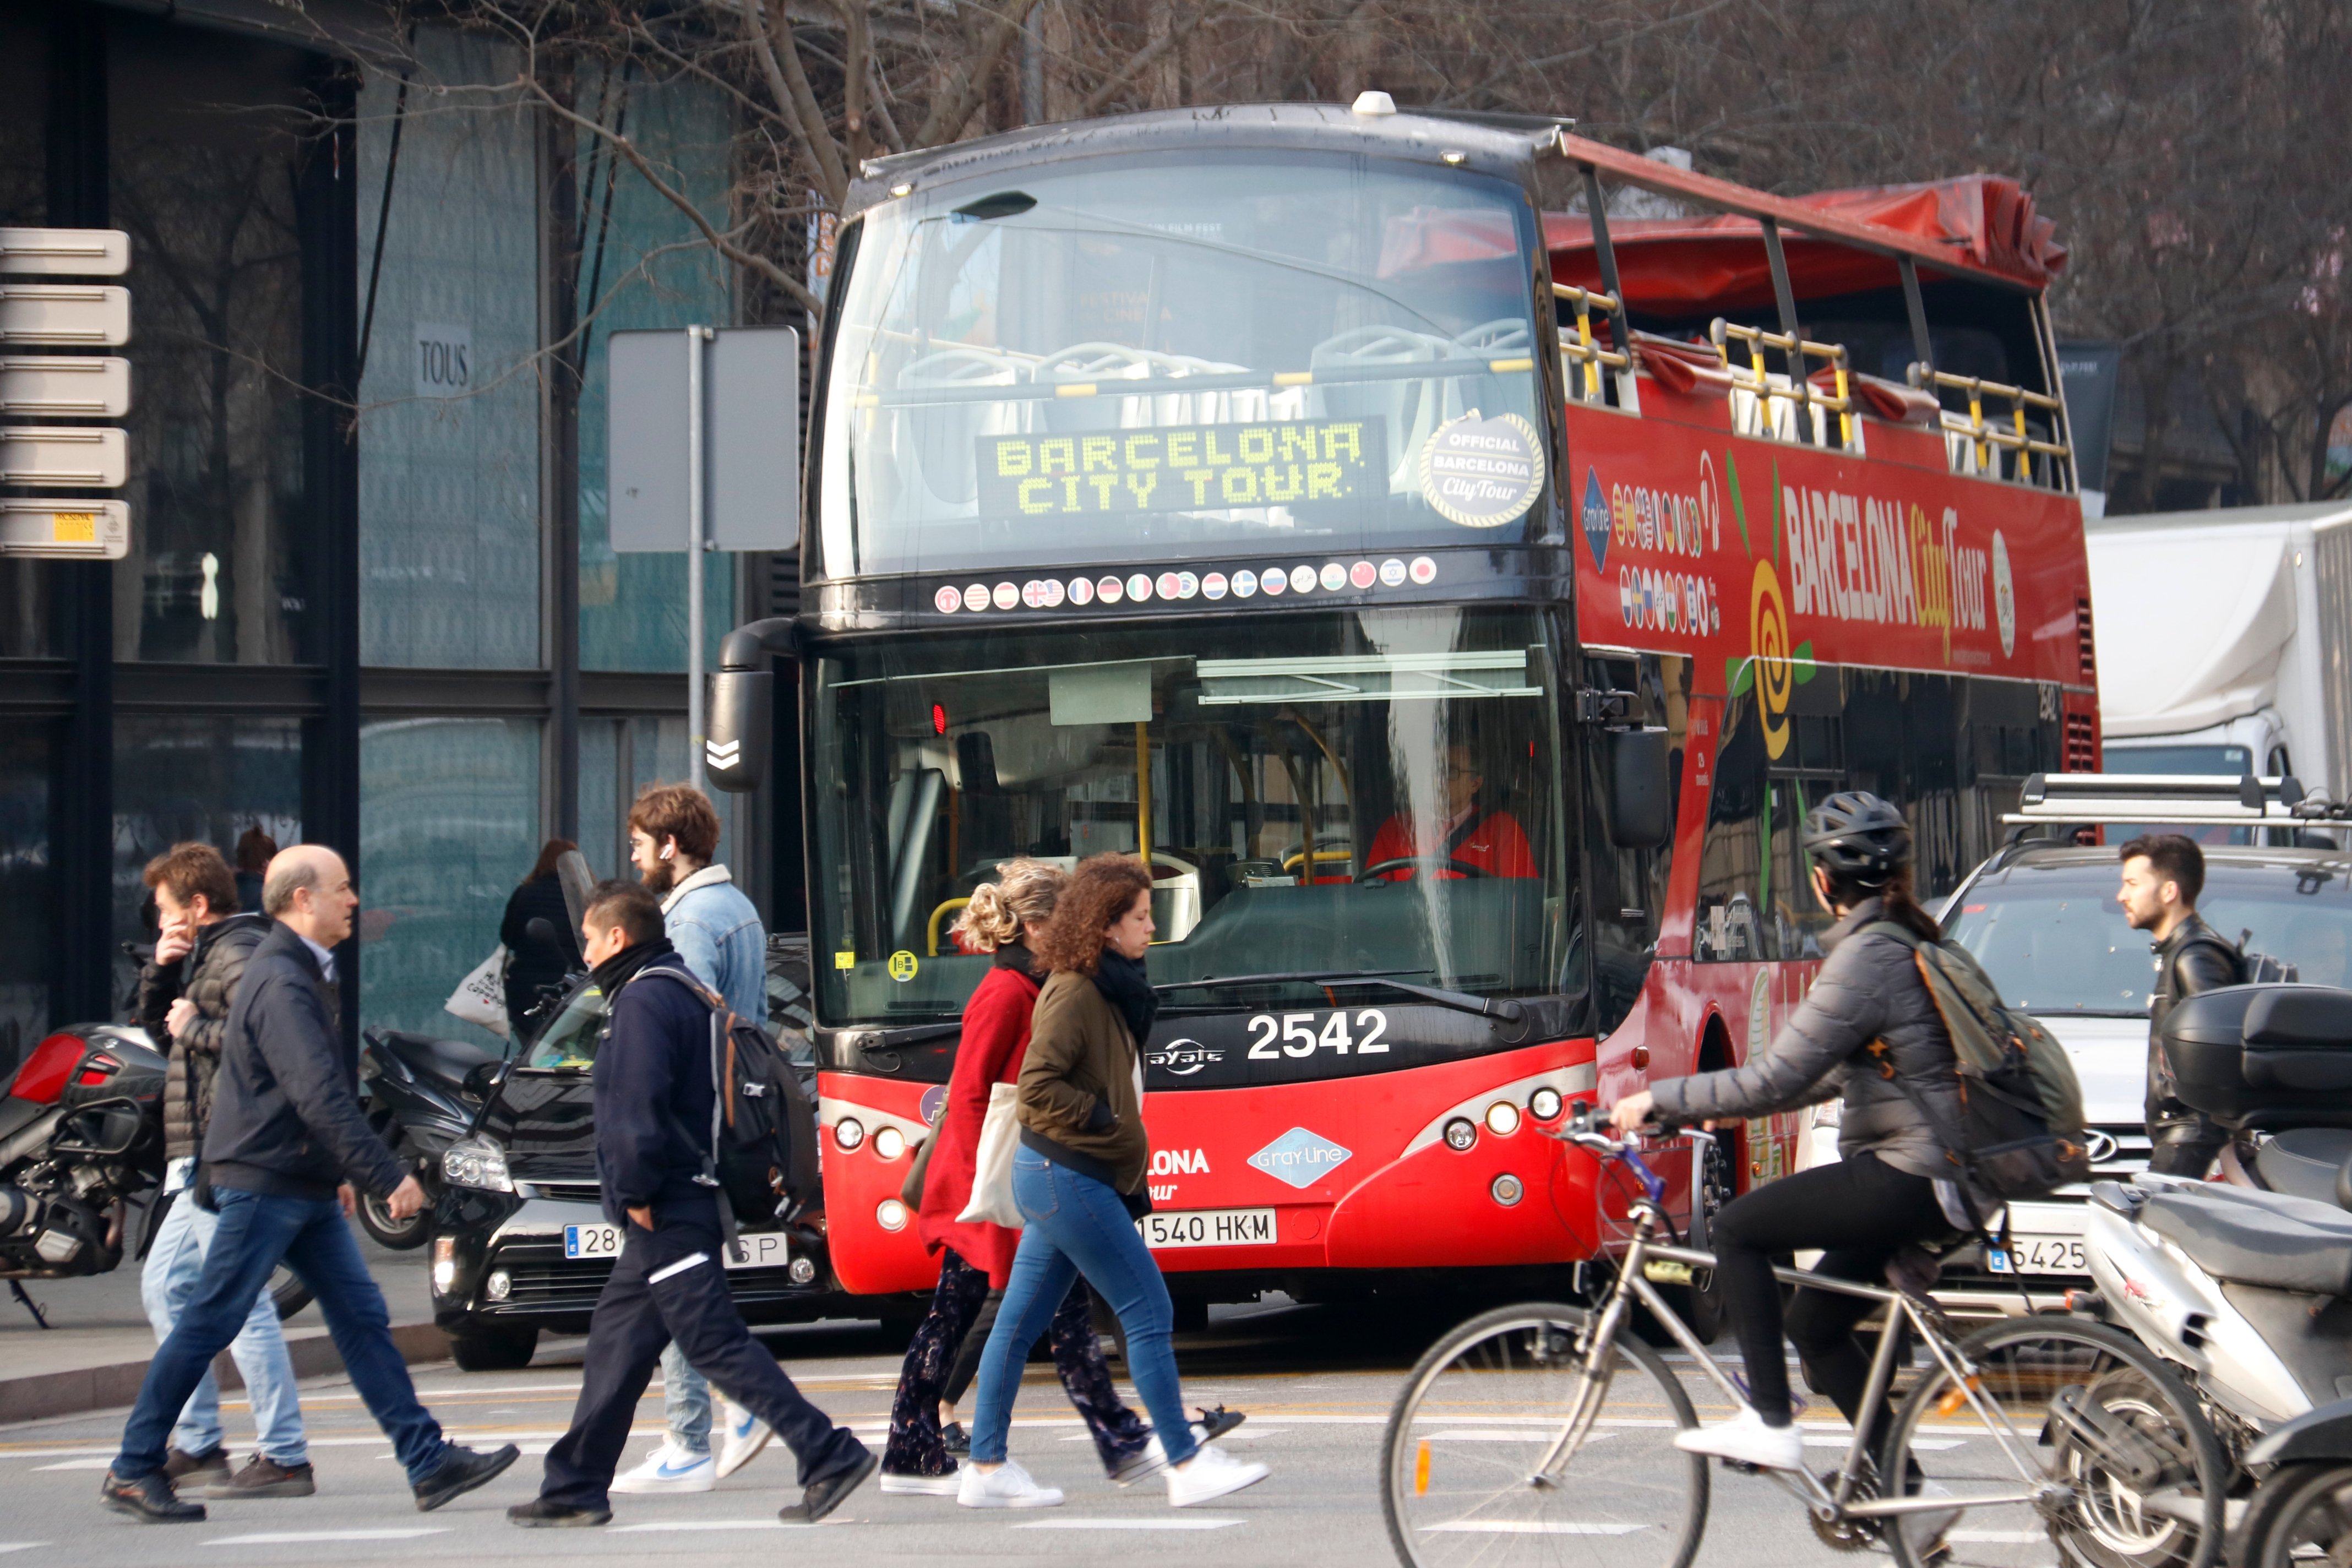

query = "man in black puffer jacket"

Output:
[[2121, 834, 2248, 1176], [511, 880, 872, 1529], [133, 843, 301, 1498]]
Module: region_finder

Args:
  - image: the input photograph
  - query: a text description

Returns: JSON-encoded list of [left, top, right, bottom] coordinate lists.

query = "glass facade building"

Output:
[[0, 1, 790, 1061]]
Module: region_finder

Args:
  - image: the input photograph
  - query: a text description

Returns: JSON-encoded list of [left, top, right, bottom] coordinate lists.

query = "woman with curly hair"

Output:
[[878, 861, 1157, 1495], [957, 854, 1271, 1511]]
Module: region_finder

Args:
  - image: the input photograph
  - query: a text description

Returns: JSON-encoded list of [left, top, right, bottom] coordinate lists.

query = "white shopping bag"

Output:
[[956, 1081, 1025, 1228], [444, 944, 512, 1038]]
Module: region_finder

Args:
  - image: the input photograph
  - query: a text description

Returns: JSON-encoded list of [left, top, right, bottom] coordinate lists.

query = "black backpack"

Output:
[[628, 966, 820, 1229]]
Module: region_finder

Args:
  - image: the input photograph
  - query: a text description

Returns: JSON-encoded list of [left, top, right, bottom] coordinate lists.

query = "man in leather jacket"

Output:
[[2120, 834, 2247, 1175]]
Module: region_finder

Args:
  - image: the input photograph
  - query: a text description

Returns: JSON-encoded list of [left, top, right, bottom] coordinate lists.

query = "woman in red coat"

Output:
[[879, 861, 1152, 1493]]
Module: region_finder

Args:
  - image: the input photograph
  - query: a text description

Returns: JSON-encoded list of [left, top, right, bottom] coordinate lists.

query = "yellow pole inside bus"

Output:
[[1136, 720, 1152, 867]]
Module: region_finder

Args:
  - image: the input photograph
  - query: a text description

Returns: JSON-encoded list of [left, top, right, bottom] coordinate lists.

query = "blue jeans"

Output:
[[140, 1177, 307, 1463], [661, 1343, 712, 1455], [970, 1148, 1194, 1468], [117, 1187, 448, 1485]]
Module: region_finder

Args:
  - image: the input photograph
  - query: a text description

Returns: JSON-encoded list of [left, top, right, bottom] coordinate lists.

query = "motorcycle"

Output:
[[2075, 984, 2352, 1547], [1, 1024, 166, 1322], [356, 1025, 506, 1250]]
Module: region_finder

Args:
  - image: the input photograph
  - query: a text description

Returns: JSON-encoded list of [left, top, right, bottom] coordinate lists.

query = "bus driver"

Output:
[[1363, 743, 1536, 880]]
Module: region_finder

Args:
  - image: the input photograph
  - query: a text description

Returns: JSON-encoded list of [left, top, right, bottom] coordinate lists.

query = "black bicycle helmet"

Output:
[[1801, 790, 1912, 885]]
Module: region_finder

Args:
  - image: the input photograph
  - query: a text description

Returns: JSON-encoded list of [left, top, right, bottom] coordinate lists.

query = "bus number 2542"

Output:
[[1244, 1009, 1389, 1059]]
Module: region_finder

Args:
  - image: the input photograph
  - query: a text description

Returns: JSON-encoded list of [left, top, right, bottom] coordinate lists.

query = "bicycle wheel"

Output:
[[1880, 1315, 2224, 1568], [1381, 1301, 1708, 1568]]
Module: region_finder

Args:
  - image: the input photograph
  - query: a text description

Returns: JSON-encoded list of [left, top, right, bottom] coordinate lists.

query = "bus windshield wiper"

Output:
[[1154, 969, 1526, 1024]]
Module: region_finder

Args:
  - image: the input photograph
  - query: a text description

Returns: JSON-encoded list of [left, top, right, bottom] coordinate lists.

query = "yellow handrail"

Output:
[[1552, 282, 1630, 400], [1905, 364, 2073, 487], [1708, 319, 1855, 449], [926, 897, 971, 957]]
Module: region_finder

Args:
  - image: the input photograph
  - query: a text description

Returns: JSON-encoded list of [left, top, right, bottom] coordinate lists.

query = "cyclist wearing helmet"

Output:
[[1608, 792, 1975, 1489]]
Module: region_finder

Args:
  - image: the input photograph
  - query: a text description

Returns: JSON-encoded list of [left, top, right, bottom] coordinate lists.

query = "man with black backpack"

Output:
[[2120, 834, 2249, 1177], [508, 881, 873, 1528]]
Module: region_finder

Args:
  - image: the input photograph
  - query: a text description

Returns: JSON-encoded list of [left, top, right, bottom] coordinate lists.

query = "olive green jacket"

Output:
[[1016, 969, 1149, 1195]]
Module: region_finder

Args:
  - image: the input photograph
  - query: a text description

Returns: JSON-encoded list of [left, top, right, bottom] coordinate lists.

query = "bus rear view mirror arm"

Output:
[[708, 616, 802, 793], [1607, 727, 1673, 850]]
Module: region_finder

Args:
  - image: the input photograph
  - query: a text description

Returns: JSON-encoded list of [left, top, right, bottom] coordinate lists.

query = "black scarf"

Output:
[[1092, 950, 1159, 1043], [993, 940, 1038, 976], [589, 934, 678, 994]]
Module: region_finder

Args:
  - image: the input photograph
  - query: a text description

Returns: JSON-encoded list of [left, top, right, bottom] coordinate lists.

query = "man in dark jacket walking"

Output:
[[134, 842, 304, 1496], [102, 846, 518, 1524], [508, 880, 873, 1528], [2121, 834, 2249, 1175]]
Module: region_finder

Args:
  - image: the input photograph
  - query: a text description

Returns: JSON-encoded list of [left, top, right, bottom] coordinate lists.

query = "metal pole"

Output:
[[688, 324, 707, 781]]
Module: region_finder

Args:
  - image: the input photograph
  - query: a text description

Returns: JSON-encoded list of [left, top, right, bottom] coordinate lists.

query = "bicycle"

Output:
[[1380, 1117, 2226, 1568]]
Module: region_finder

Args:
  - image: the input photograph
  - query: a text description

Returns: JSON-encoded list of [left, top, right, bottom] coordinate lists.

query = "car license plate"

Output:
[[1136, 1208, 1277, 1249], [1985, 1235, 2087, 1275], [562, 1224, 790, 1270]]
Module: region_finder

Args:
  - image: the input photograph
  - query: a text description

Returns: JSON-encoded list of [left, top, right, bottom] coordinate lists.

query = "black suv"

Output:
[[428, 938, 842, 1370]]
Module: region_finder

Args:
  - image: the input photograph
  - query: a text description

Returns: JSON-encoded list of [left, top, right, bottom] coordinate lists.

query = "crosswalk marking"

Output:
[[1011, 1517, 1245, 1530], [611, 1520, 846, 1532], [203, 1530, 451, 1545], [0, 1547, 53, 1556]]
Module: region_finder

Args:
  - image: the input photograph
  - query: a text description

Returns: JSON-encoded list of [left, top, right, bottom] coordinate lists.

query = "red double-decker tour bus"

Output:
[[709, 102, 2097, 1321]]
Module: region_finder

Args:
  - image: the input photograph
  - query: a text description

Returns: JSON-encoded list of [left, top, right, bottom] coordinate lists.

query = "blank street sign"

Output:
[[0, 355, 130, 415], [608, 325, 799, 553], [0, 498, 130, 559], [0, 227, 131, 276], [0, 284, 132, 346], [1, 427, 124, 487]]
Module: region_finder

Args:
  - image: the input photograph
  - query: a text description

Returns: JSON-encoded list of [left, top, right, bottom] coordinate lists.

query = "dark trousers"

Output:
[[540, 1213, 862, 1509], [884, 1247, 1146, 1477], [1709, 1152, 1951, 1437], [117, 1186, 448, 1484]]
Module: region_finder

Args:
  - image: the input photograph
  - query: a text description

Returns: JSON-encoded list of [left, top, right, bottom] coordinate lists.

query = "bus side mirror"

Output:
[[1607, 727, 1672, 849], [708, 617, 800, 794]]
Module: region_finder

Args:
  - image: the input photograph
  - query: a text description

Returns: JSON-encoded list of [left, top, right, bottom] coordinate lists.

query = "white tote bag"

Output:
[[444, 944, 512, 1038], [956, 1081, 1025, 1227]]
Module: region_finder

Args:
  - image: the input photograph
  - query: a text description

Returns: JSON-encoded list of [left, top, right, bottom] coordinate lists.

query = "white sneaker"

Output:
[[1165, 1443, 1269, 1507], [610, 1439, 716, 1493], [1112, 1434, 1169, 1487], [956, 1460, 1063, 1510], [714, 1396, 774, 1479], [1897, 1481, 1962, 1559], [1670, 1408, 1806, 1471], [879, 1469, 963, 1496]]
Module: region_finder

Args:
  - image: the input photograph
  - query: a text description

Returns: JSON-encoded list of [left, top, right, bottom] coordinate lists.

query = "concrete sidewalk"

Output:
[[1, 1222, 448, 1425]]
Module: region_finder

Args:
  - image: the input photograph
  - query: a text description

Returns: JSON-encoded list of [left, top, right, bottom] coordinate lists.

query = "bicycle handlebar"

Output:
[[1547, 1110, 1711, 1207]]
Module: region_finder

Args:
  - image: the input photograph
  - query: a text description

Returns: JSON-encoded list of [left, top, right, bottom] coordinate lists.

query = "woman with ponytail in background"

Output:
[[878, 861, 1163, 1496]]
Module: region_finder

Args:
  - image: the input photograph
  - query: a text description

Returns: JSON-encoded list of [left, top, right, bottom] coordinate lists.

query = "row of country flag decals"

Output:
[[933, 556, 1441, 614]]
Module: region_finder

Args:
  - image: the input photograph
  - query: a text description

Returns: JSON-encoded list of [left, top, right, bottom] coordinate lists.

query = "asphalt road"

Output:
[[0, 1293, 1960, 1568]]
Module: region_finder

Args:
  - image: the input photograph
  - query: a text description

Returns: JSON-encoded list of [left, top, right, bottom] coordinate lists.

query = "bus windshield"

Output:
[[815, 152, 1548, 580], [810, 607, 1569, 1024]]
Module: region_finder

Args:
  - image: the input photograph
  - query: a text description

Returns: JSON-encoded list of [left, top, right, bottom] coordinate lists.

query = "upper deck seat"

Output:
[[2137, 1184, 2352, 1295]]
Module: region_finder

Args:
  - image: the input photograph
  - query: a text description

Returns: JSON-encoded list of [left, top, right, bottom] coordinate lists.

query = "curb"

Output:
[[0, 1320, 450, 1427]]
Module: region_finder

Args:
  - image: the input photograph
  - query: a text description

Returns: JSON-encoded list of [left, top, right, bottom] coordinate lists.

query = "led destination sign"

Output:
[[976, 419, 1389, 518]]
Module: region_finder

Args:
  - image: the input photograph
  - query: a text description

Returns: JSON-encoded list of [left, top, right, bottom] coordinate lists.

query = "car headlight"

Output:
[[442, 1135, 513, 1193]]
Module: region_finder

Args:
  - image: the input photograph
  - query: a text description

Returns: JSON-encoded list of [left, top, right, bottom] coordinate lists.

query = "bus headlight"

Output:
[[872, 1125, 906, 1161], [1529, 1087, 1564, 1121], [442, 1135, 513, 1192], [1485, 1101, 1522, 1137], [835, 1118, 865, 1152], [875, 1198, 909, 1232], [1491, 1173, 1525, 1207], [1443, 1118, 1478, 1152]]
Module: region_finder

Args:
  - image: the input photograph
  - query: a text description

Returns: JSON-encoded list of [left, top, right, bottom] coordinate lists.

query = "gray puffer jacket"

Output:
[[1649, 897, 1964, 1182]]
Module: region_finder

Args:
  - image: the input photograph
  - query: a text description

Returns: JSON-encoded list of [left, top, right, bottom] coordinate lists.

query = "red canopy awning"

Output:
[[1543, 175, 2066, 315]]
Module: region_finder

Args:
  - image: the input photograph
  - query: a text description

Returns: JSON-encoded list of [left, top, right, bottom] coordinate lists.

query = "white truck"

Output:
[[2087, 500, 2352, 798]]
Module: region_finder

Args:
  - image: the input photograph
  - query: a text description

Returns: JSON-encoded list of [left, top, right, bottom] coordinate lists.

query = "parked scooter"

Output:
[[2075, 984, 2352, 1538], [355, 1024, 505, 1250]]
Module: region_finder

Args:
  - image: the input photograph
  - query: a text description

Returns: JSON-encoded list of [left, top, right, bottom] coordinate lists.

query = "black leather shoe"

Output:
[[101, 1469, 206, 1523], [795, 1442, 875, 1524], [162, 1446, 228, 1493], [507, 1499, 612, 1527], [940, 1420, 970, 1456], [412, 1442, 520, 1512], [1199, 1405, 1247, 1441]]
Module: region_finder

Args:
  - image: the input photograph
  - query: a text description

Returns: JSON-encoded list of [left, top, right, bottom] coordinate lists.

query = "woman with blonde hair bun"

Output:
[[878, 859, 1167, 1495]]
